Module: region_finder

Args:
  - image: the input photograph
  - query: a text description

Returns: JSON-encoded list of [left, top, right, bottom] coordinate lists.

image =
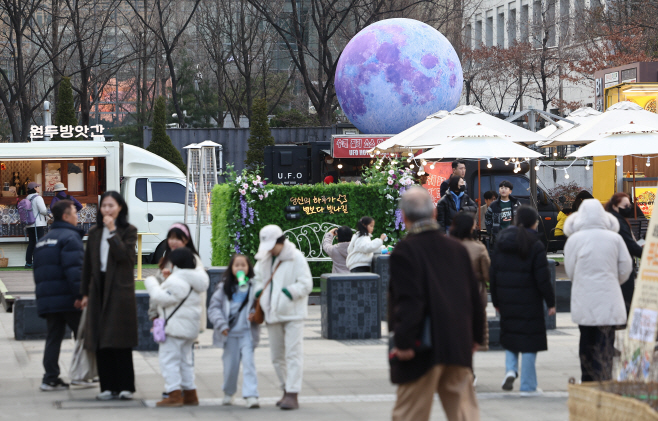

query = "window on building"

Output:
[[547, 0, 556, 47], [475, 16, 483, 45], [486, 13, 493, 47], [521, 5, 529, 42], [497, 7, 505, 47], [533, 1, 542, 47], [464, 24, 472, 49], [508, 6, 517, 44], [560, 0, 570, 44]]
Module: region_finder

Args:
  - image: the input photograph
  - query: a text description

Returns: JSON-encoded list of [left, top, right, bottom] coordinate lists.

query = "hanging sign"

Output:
[[422, 163, 453, 204], [618, 202, 658, 381], [635, 187, 656, 219], [331, 135, 391, 158]]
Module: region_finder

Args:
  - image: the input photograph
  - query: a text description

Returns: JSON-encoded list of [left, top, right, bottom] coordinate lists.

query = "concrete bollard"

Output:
[[206, 267, 228, 329], [13, 297, 71, 340], [371, 255, 390, 322], [321, 273, 381, 340]]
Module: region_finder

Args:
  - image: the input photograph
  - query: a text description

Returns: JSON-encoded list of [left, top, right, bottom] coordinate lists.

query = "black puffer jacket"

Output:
[[436, 191, 477, 233], [609, 210, 643, 313], [33, 221, 85, 317], [490, 226, 555, 353]]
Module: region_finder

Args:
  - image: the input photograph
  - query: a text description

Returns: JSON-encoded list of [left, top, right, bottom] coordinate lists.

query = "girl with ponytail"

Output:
[[346, 216, 387, 273]]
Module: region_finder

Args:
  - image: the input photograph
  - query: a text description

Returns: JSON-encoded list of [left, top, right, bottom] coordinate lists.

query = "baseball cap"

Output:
[[53, 182, 66, 191], [255, 225, 284, 260], [27, 182, 41, 189]]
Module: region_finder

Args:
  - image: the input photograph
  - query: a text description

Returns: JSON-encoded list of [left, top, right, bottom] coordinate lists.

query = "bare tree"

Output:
[[127, 0, 202, 127]]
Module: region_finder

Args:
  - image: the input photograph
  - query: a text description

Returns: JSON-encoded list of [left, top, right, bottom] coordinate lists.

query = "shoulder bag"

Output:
[[250, 262, 281, 325], [152, 287, 193, 343]]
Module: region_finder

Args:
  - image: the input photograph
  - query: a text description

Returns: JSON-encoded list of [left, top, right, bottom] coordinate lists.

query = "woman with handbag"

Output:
[[80, 191, 138, 401], [145, 247, 209, 407], [251, 225, 312, 410]]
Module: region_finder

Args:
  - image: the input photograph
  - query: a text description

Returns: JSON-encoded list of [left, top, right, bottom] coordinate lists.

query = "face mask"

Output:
[[619, 206, 633, 218], [458, 185, 466, 193]]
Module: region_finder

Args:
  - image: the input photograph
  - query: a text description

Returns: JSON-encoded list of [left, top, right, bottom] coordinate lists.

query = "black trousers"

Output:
[[26, 226, 45, 264], [579, 325, 615, 382], [96, 348, 135, 393], [350, 266, 370, 273], [43, 311, 81, 383]]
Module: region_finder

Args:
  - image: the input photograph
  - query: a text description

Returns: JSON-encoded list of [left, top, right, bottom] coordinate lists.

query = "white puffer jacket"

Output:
[[144, 266, 210, 340], [346, 233, 384, 270], [253, 240, 313, 324], [564, 199, 633, 326]]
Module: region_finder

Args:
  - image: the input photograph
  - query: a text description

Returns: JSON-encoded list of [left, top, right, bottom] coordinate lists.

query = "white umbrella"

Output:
[[541, 101, 658, 147], [568, 122, 658, 157], [416, 124, 543, 160], [373, 105, 546, 154], [536, 107, 601, 140], [568, 121, 658, 219]]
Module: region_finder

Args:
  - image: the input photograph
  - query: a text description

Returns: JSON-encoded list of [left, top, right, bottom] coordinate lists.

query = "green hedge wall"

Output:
[[211, 179, 404, 266]]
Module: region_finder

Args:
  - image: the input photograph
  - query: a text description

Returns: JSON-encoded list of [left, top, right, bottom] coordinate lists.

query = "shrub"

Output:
[[245, 98, 274, 174], [54, 77, 78, 140], [147, 96, 186, 174]]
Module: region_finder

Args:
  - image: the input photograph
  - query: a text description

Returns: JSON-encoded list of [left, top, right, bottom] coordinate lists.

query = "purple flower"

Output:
[[392, 174, 397, 179], [394, 208, 406, 231], [248, 207, 255, 224], [240, 195, 248, 225], [394, 184, 399, 189]]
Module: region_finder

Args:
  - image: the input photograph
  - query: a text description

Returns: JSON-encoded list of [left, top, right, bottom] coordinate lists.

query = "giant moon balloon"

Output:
[[335, 18, 463, 134]]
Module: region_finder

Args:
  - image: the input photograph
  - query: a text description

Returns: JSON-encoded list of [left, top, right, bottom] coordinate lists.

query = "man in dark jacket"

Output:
[[33, 200, 85, 391], [49, 182, 83, 213], [439, 160, 466, 198], [436, 175, 477, 233], [389, 186, 484, 421], [485, 180, 521, 245]]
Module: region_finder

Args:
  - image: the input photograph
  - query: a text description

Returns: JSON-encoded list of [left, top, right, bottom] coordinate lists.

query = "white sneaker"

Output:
[[96, 390, 117, 401], [118, 391, 133, 400], [520, 388, 543, 397], [245, 397, 260, 409], [501, 370, 517, 391], [222, 394, 234, 405]]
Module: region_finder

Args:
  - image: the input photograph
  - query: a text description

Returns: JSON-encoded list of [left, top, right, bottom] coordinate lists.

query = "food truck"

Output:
[[0, 141, 190, 266]]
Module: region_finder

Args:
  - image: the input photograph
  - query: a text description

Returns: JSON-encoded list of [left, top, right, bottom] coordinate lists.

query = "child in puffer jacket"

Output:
[[144, 247, 209, 407], [346, 216, 387, 272], [208, 254, 261, 409]]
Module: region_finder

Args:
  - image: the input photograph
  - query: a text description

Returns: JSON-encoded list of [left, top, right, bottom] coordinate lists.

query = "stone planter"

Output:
[[568, 382, 658, 421]]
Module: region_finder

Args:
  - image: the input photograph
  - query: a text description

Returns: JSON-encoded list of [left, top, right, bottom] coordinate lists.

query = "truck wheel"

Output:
[[151, 241, 167, 264]]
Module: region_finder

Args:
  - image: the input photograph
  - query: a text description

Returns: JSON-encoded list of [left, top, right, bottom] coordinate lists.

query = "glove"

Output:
[[282, 288, 293, 300], [255, 289, 263, 299]]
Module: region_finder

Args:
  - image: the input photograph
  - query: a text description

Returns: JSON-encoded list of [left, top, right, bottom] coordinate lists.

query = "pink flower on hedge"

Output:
[[252, 180, 259, 186], [242, 183, 249, 189], [387, 178, 394, 185], [239, 189, 246, 195], [264, 192, 269, 198], [388, 170, 395, 175], [256, 175, 261, 181], [259, 194, 264, 200]]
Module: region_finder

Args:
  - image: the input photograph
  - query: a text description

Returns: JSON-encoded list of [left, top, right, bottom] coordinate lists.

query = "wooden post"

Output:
[[632, 155, 637, 219]]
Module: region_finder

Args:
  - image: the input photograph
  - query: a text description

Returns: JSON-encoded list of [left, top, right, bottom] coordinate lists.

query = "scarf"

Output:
[[449, 190, 464, 211], [406, 218, 440, 236]]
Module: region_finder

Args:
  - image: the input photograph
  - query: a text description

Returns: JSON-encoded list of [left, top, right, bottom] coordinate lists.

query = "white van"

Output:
[[0, 141, 194, 265]]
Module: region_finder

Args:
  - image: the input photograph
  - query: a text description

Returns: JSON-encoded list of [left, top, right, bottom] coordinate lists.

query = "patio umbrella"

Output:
[[373, 105, 546, 154], [536, 107, 601, 141], [541, 101, 658, 147], [568, 122, 658, 218], [416, 123, 543, 228]]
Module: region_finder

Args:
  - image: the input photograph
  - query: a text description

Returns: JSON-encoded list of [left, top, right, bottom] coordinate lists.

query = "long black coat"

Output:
[[490, 227, 555, 353], [81, 223, 138, 351], [436, 191, 477, 233], [33, 221, 85, 317], [609, 210, 642, 312], [388, 229, 485, 384]]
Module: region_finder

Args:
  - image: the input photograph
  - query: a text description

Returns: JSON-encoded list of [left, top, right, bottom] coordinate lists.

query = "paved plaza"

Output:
[[0, 299, 580, 420]]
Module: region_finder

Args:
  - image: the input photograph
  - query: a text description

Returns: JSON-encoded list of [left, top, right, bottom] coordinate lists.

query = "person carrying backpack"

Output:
[[21, 182, 48, 269], [50, 183, 83, 213]]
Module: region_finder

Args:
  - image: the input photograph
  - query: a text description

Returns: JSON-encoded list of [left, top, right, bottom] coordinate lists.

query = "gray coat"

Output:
[[81, 224, 138, 350], [207, 281, 260, 348], [322, 232, 350, 273]]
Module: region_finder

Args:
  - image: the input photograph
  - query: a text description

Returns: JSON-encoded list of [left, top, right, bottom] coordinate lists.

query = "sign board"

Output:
[[422, 162, 453, 204], [621, 68, 638, 83], [619, 199, 658, 381], [605, 71, 619, 88], [634, 187, 656, 219], [331, 136, 391, 158]]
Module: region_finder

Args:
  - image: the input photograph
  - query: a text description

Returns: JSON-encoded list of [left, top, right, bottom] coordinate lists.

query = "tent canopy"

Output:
[[536, 107, 601, 139], [373, 105, 546, 153], [568, 122, 658, 157]]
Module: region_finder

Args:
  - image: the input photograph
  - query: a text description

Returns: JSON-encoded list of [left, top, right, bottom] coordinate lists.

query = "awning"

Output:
[[0, 141, 111, 159]]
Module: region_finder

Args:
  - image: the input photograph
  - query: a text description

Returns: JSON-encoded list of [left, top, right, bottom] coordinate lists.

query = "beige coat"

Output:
[[460, 238, 490, 350]]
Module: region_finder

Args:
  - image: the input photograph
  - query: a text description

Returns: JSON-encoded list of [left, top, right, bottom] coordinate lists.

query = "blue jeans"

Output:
[[505, 350, 537, 391], [223, 332, 258, 398]]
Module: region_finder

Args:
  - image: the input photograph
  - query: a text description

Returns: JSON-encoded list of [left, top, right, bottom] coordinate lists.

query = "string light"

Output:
[[407, 158, 412, 163], [564, 169, 570, 179], [553, 151, 558, 157], [616, 159, 621, 166], [375, 150, 380, 155], [410, 164, 415, 169], [430, 163, 435, 170], [647, 157, 651, 167], [585, 160, 590, 171], [408, 152, 413, 157], [337, 163, 343, 169], [487, 159, 492, 169], [421, 160, 427, 166], [504, 160, 509, 166], [535, 161, 541, 171]]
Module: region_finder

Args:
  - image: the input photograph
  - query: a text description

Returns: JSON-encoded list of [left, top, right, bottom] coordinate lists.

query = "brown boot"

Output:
[[279, 392, 299, 410], [156, 390, 183, 407], [183, 389, 199, 406], [276, 390, 286, 407]]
